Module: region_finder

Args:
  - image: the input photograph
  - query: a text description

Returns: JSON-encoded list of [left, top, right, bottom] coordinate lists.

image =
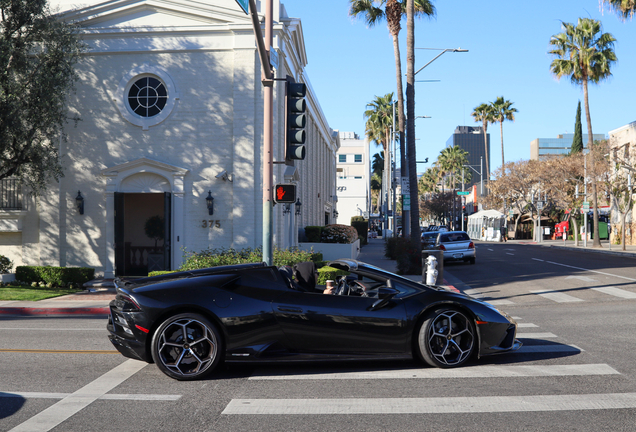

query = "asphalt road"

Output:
[[2, 244, 636, 431]]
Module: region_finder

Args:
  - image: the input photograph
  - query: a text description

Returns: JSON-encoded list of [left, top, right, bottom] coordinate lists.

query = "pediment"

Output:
[[102, 157, 189, 177], [55, 0, 253, 29]]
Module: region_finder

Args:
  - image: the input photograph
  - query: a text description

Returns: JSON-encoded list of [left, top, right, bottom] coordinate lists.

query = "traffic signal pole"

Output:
[[248, 0, 274, 265]]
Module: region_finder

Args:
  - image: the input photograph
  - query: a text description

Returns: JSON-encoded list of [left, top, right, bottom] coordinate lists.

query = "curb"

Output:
[[0, 307, 110, 317]]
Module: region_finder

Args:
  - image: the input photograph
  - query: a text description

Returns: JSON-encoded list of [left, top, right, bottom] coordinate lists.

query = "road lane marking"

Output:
[[545, 261, 636, 282], [248, 364, 618, 380], [9, 359, 147, 432], [222, 393, 636, 414], [0, 349, 119, 354], [530, 290, 584, 303], [517, 323, 539, 328], [516, 332, 558, 339], [506, 253, 515, 256], [0, 392, 181, 401], [532, 258, 544, 262], [592, 286, 636, 299]]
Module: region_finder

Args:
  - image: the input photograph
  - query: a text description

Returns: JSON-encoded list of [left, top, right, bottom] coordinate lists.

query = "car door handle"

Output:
[[277, 306, 303, 313]]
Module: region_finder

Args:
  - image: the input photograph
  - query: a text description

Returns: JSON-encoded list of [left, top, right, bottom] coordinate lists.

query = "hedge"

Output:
[[15, 266, 95, 287], [179, 247, 323, 272], [317, 266, 349, 285], [350, 217, 368, 245], [304, 226, 323, 243]]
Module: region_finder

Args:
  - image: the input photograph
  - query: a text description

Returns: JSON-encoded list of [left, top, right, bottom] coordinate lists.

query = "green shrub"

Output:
[[0, 255, 13, 274], [304, 226, 323, 242], [179, 247, 322, 271], [317, 266, 349, 285], [321, 224, 359, 244], [15, 266, 95, 287], [148, 271, 176, 277], [396, 240, 423, 275], [351, 219, 369, 245]]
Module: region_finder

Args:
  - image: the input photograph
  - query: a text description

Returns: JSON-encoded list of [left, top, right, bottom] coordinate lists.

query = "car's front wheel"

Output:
[[416, 308, 475, 368], [151, 313, 222, 380]]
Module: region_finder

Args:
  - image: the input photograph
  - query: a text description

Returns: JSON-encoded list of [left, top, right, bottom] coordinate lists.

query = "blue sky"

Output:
[[282, 0, 636, 173]]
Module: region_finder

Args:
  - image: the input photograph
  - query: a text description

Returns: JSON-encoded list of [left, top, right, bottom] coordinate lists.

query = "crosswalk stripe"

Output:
[[516, 332, 558, 339], [0, 392, 181, 401], [530, 290, 584, 303], [517, 344, 583, 353], [517, 323, 538, 328], [222, 393, 636, 414], [248, 364, 618, 380], [487, 299, 515, 305], [592, 286, 636, 299]]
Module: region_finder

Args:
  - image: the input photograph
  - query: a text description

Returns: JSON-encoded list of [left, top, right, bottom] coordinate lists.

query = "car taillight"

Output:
[[439, 244, 446, 251], [117, 294, 141, 312], [468, 242, 474, 249]]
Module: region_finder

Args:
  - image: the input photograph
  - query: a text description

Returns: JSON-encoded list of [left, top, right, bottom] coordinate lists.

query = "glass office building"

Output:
[[445, 126, 489, 191], [530, 133, 605, 159]]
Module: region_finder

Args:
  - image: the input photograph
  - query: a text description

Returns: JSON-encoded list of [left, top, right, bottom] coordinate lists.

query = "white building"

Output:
[[0, 0, 339, 278], [608, 121, 636, 245], [335, 132, 370, 225]]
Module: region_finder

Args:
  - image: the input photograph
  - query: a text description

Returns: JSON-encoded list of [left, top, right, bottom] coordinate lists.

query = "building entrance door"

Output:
[[114, 192, 171, 276]]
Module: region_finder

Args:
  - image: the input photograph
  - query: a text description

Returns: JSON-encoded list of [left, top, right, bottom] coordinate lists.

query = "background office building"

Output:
[[530, 133, 606, 159], [446, 126, 489, 193], [335, 132, 370, 225]]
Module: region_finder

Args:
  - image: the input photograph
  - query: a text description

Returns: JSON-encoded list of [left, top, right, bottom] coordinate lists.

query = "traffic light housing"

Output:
[[285, 77, 306, 160], [274, 184, 297, 203]]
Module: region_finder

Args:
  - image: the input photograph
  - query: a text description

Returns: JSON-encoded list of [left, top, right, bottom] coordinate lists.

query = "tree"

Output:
[[364, 94, 394, 224], [601, 0, 636, 20], [350, 0, 435, 238], [570, 101, 584, 155], [549, 17, 617, 247], [372, 151, 384, 177], [144, 215, 165, 247], [437, 146, 470, 229], [489, 96, 518, 173], [471, 103, 495, 183], [0, 0, 86, 195]]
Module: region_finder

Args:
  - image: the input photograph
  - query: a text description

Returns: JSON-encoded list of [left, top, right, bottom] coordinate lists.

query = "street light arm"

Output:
[[413, 48, 468, 76]]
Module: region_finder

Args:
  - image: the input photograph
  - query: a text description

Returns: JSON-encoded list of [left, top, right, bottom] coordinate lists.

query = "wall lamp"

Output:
[[76, 191, 84, 215], [206, 191, 214, 215], [295, 198, 302, 216], [333, 209, 339, 218], [282, 203, 291, 215]]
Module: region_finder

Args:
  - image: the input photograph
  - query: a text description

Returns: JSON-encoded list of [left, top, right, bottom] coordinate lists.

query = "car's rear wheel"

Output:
[[151, 313, 222, 380], [416, 308, 475, 368], [469, 257, 476, 264]]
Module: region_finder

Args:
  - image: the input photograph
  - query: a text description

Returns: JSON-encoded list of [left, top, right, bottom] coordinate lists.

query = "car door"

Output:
[[272, 290, 408, 355]]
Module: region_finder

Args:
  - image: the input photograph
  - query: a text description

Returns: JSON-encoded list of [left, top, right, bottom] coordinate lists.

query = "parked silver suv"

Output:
[[436, 231, 476, 264]]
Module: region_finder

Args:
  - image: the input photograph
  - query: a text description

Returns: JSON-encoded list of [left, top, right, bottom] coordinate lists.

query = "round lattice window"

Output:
[[115, 65, 180, 130], [127, 77, 168, 118]]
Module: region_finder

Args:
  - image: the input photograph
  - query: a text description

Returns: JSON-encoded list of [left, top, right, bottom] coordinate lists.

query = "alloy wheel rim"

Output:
[[427, 311, 474, 365], [157, 318, 217, 376]]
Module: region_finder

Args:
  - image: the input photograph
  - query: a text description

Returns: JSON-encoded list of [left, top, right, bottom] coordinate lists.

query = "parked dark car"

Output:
[[107, 259, 519, 380], [421, 231, 440, 249]]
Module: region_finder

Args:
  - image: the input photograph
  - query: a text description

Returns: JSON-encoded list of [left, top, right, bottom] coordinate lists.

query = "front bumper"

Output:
[[478, 322, 522, 356]]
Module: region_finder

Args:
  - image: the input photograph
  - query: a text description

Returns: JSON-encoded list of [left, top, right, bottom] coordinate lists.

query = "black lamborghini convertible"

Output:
[[107, 259, 520, 380]]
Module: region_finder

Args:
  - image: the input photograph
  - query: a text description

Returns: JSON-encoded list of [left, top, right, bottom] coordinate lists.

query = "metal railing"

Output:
[[0, 178, 23, 210]]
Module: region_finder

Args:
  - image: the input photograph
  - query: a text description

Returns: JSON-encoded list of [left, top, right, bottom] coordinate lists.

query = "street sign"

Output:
[[508, 209, 514, 218], [537, 201, 544, 210], [403, 194, 411, 210], [401, 177, 410, 194], [456, 191, 470, 196], [234, 0, 249, 14], [582, 201, 590, 211]]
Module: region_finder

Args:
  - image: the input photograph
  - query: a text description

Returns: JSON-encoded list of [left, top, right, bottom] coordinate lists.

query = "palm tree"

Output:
[[489, 96, 517, 173], [549, 17, 617, 247], [364, 94, 394, 223], [601, 0, 636, 19], [350, 0, 435, 241], [437, 146, 470, 229], [471, 103, 495, 183], [372, 152, 384, 177]]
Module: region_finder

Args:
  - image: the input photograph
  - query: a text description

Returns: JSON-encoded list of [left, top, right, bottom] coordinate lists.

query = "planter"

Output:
[[298, 239, 360, 261], [1, 273, 16, 283]]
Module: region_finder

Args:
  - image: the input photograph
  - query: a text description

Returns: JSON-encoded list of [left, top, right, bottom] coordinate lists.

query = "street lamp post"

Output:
[[409, 48, 468, 239]]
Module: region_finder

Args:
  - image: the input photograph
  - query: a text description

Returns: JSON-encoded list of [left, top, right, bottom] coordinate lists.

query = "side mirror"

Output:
[[369, 287, 399, 311]]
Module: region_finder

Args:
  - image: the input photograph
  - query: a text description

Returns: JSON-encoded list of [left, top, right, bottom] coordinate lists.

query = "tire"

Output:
[[469, 257, 476, 265], [151, 313, 222, 380], [416, 308, 476, 368]]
